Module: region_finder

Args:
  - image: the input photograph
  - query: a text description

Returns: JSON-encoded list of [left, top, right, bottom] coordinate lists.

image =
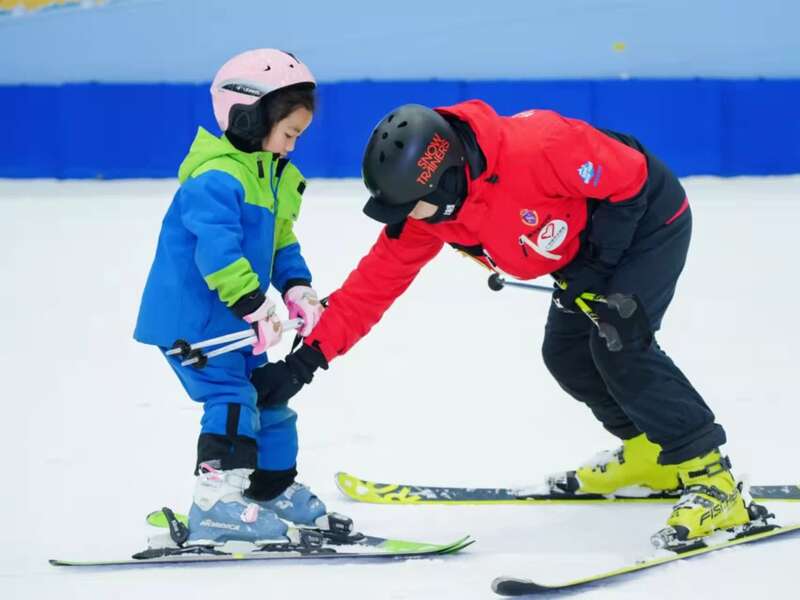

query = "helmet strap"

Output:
[[423, 166, 467, 224], [423, 192, 461, 224]]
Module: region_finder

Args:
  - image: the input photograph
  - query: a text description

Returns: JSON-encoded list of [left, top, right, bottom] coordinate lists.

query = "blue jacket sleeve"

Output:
[[178, 171, 261, 304], [271, 242, 312, 295]]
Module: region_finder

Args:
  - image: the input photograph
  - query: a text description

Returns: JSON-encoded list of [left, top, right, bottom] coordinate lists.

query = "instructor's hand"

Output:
[[553, 252, 613, 313], [251, 343, 328, 407]]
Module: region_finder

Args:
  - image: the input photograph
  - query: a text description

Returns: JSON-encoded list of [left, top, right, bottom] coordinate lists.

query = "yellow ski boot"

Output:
[[549, 433, 681, 497], [652, 450, 756, 549]]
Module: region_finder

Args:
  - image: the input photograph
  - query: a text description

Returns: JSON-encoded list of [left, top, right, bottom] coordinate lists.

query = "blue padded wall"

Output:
[[1, 79, 798, 179]]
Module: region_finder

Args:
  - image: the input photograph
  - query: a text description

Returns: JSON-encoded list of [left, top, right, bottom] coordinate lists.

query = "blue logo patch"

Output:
[[578, 161, 594, 184], [520, 209, 539, 226], [578, 161, 603, 187]]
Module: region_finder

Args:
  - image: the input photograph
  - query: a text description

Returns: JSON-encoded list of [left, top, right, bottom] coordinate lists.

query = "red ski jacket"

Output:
[[306, 100, 678, 363]]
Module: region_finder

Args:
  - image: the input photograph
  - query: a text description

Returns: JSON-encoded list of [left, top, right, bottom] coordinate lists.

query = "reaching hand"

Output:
[[250, 343, 328, 407], [553, 253, 613, 313]]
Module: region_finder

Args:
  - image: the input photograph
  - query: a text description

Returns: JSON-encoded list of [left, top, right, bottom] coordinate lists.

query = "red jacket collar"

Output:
[[432, 100, 502, 229], [435, 99, 502, 180]]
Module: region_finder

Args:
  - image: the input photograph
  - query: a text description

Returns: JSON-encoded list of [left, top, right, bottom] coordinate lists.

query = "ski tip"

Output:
[[334, 471, 356, 499], [491, 576, 534, 595], [334, 472, 422, 505], [425, 534, 475, 555], [334, 471, 349, 486], [335, 472, 376, 502], [450, 537, 477, 553]]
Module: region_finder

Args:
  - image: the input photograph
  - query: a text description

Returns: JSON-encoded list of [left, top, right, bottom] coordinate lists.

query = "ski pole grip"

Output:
[[606, 293, 638, 319], [575, 297, 623, 352], [597, 323, 623, 352]]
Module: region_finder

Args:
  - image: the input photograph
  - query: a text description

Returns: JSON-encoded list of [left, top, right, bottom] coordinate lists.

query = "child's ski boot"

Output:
[[248, 476, 355, 538], [187, 462, 288, 546]]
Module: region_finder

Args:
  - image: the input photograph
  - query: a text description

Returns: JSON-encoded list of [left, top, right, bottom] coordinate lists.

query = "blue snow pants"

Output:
[[164, 348, 298, 473]]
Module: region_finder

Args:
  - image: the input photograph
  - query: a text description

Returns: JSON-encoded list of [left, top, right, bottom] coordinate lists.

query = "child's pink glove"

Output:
[[242, 297, 283, 354], [284, 285, 323, 337]]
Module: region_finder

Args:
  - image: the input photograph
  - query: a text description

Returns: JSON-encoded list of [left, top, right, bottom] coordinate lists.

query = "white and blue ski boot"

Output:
[[187, 462, 288, 546], [256, 481, 329, 527], [246, 470, 354, 535]]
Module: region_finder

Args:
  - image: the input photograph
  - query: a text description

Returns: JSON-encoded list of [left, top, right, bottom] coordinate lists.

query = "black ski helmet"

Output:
[[362, 104, 466, 224]]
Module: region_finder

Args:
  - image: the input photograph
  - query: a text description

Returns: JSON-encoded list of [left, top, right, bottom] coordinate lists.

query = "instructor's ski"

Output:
[[491, 522, 800, 596], [336, 471, 800, 505]]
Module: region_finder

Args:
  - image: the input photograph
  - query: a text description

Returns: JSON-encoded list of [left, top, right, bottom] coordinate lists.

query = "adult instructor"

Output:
[[250, 99, 759, 546]]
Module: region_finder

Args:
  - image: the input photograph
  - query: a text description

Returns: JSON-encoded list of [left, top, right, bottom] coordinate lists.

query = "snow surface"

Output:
[[1, 175, 799, 599]]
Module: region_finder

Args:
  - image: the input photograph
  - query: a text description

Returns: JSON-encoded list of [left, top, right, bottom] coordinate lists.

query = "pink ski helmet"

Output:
[[211, 49, 316, 144]]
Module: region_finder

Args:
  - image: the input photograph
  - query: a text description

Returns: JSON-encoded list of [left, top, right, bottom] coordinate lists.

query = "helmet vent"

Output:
[[379, 151, 386, 163], [397, 121, 408, 128], [381, 132, 388, 139], [264, 65, 271, 71], [387, 114, 395, 123], [394, 141, 404, 149], [289, 64, 295, 68]]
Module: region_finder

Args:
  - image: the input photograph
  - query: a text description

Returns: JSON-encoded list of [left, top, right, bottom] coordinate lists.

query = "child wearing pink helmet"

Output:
[[134, 49, 333, 545]]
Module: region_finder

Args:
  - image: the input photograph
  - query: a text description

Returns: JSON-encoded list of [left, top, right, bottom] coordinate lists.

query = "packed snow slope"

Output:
[[2, 176, 799, 599]]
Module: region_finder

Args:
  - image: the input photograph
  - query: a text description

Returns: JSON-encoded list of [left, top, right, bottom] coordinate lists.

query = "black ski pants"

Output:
[[541, 207, 725, 464]]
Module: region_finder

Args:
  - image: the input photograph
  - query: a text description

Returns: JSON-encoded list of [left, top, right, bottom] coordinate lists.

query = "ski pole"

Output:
[[166, 329, 253, 356], [487, 273, 638, 319], [488, 273, 629, 352], [573, 296, 623, 352], [487, 272, 553, 293], [169, 318, 304, 368], [554, 280, 625, 352]]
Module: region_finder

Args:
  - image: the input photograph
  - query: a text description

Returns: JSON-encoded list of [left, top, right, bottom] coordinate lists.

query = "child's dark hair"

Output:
[[226, 82, 316, 153], [262, 83, 315, 136]]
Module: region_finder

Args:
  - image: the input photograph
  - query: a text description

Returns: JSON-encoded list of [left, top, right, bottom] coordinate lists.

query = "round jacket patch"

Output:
[[537, 219, 568, 251]]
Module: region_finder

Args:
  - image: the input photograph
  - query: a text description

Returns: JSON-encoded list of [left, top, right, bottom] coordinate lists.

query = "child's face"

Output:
[[262, 107, 313, 156]]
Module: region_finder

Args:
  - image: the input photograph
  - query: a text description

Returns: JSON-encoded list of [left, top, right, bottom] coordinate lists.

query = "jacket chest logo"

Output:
[[518, 219, 568, 261]]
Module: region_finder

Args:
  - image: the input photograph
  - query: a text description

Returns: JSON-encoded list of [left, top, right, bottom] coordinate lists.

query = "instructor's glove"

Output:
[[231, 290, 283, 354], [250, 343, 328, 407], [284, 285, 323, 337], [553, 251, 613, 313]]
